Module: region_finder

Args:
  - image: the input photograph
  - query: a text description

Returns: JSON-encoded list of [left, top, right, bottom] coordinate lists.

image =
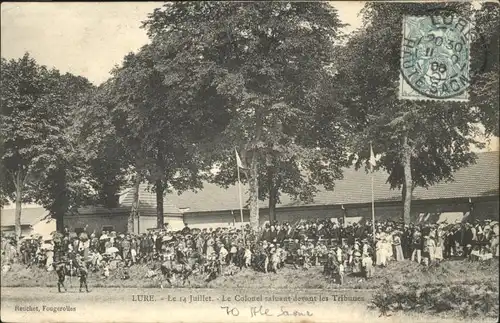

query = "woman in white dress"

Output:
[[426, 236, 436, 265], [491, 222, 499, 258], [433, 229, 444, 262], [376, 232, 387, 267], [383, 229, 393, 261]]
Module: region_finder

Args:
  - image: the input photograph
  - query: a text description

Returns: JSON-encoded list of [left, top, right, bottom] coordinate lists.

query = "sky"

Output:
[[0, 2, 497, 155], [0, 2, 365, 85], [0, 2, 497, 210]]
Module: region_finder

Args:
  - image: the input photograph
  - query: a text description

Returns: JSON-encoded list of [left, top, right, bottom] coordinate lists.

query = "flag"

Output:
[[235, 148, 244, 169], [369, 143, 376, 171]]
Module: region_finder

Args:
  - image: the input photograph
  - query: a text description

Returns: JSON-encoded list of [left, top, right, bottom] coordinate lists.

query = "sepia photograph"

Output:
[[1, 1, 499, 322]]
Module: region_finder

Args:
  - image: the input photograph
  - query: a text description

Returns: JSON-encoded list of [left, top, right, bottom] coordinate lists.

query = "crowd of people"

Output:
[[1, 217, 498, 288]]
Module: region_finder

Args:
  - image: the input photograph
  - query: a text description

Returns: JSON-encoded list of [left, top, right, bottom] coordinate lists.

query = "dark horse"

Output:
[[159, 254, 200, 288], [252, 249, 269, 273]]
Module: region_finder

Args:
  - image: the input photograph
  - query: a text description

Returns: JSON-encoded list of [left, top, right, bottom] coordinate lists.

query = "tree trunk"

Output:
[[55, 167, 68, 233], [402, 135, 413, 224], [128, 173, 141, 233], [401, 181, 407, 222], [248, 107, 263, 230], [15, 170, 22, 240], [249, 154, 259, 230], [156, 179, 164, 229], [268, 169, 279, 223], [268, 190, 277, 223], [55, 209, 65, 233]]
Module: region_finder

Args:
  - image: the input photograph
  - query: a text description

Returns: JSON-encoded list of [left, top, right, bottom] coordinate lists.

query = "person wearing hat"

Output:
[[375, 232, 387, 267], [55, 257, 68, 293], [462, 223, 474, 258], [422, 234, 434, 266], [352, 250, 362, 274], [490, 221, 499, 258], [196, 233, 205, 255], [270, 224, 278, 242], [141, 233, 150, 262], [163, 242, 175, 262], [269, 246, 280, 272], [181, 223, 191, 235], [109, 231, 117, 244], [411, 229, 422, 264], [206, 237, 215, 258], [129, 236, 137, 265], [104, 237, 113, 255], [121, 236, 131, 264], [76, 256, 90, 293], [229, 241, 238, 265], [261, 223, 272, 243], [283, 222, 293, 240], [361, 252, 374, 279], [243, 244, 252, 268], [392, 231, 405, 262], [316, 241, 328, 266], [218, 242, 228, 269], [433, 228, 444, 263]]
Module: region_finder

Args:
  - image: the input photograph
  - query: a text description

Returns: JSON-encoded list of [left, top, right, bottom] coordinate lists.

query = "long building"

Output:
[[60, 151, 499, 233]]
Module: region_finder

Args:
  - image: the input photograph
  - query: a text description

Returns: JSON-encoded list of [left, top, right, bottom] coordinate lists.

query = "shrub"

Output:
[[370, 281, 499, 318]]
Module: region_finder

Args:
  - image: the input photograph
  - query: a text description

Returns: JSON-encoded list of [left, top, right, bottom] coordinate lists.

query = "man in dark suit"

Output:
[[462, 223, 474, 257], [276, 224, 286, 243]]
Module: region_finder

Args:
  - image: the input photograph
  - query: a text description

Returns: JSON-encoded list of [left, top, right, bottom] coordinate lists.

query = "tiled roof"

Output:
[[166, 151, 499, 213], [1, 207, 50, 227], [120, 183, 182, 215]]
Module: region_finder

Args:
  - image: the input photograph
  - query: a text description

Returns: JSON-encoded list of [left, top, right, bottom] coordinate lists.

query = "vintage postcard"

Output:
[[1, 1, 498, 323]]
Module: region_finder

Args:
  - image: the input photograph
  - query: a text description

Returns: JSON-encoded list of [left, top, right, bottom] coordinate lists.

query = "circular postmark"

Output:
[[401, 15, 473, 99]]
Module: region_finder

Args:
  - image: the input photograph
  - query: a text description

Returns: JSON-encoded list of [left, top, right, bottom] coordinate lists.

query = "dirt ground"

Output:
[[1, 287, 496, 323], [1, 260, 498, 322]]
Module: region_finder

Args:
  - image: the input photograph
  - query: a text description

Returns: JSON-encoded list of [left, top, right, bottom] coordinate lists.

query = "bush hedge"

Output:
[[370, 279, 499, 318]]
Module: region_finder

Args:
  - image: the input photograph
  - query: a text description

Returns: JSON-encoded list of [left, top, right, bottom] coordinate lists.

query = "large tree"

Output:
[[471, 2, 499, 137], [211, 68, 351, 222], [71, 82, 135, 231], [72, 83, 130, 209], [1, 53, 94, 235], [337, 2, 499, 223], [104, 43, 230, 229], [29, 73, 98, 232], [143, 2, 347, 228]]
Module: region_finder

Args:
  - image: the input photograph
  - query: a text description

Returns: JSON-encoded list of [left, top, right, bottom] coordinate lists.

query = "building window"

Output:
[[102, 225, 114, 232]]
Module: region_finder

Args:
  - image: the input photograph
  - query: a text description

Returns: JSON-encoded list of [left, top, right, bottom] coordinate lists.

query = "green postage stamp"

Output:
[[400, 15, 472, 101]]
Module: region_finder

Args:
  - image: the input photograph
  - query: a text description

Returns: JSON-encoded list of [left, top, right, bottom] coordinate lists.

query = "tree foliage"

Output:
[[336, 2, 498, 223], [98, 42, 231, 228], [1, 53, 94, 234], [472, 2, 499, 136], [143, 2, 349, 227]]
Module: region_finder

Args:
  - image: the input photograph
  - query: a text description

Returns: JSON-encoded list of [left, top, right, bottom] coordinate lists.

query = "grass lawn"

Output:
[[1, 258, 497, 290], [2, 259, 498, 319]]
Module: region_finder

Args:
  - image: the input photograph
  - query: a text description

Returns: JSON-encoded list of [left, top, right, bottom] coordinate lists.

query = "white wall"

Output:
[[32, 218, 56, 237]]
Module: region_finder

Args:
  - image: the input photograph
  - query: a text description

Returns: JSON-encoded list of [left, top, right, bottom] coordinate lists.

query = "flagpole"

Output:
[[237, 163, 244, 226], [235, 148, 246, 245], [370, 143, 376, 243], [371, 172, 376, 243]]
